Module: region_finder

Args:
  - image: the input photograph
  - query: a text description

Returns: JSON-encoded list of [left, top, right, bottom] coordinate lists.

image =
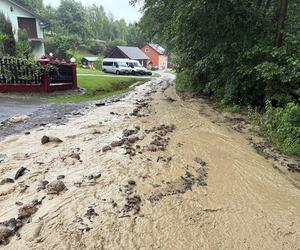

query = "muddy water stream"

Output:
[[0, 74, 299, 249]]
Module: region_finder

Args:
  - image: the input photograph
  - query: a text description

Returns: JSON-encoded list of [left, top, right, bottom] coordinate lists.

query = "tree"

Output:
[[16, 29, 32, 58], [0, 12, 16, 56]]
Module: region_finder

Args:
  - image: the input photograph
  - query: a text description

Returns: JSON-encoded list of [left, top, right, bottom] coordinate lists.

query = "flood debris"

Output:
[[7, 115, 30, 124], [15, 167, 29, 180], [122, 195, 141, 215], [46, 180, 67, 195], [18, 204, 38, 220], [36, 180, 49, 192], [0, 178, 14, 185], [102, 145, 112, 152], [287, 163, 300, 173], [0, 218, 23, 245], [0, 153, 7, 163], [41, 136, 63, 145], [84, 207, 99, 221], [85, 172, 101, 181]]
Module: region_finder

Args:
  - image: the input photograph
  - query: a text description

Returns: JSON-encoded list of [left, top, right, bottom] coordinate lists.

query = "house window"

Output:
[[145, 48, 150, 53], [17, 17, 38, 39]]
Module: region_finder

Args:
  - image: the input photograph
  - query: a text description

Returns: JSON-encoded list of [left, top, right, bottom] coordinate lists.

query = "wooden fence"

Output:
[[0, 57, 77, 93]]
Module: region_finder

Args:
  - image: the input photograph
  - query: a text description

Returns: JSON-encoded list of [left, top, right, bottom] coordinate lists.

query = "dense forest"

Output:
[[132, 0, 300, 156], [1, 0, 147, 59]]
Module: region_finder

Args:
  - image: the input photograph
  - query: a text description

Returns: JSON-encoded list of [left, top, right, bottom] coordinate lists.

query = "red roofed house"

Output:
[[141, 44, 168, 70]]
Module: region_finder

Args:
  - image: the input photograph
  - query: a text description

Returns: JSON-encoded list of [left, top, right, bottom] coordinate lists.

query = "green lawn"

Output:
[[48, 75, 149, 102], [77, 67, 106, 75]]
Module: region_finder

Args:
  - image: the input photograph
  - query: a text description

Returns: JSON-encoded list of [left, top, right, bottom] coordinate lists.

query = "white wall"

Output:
[[0, 0, 45, 58]]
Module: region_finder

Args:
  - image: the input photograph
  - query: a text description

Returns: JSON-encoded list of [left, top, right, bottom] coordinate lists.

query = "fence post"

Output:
[[39, 58, 50, 92], [71, 63, 78, 89]]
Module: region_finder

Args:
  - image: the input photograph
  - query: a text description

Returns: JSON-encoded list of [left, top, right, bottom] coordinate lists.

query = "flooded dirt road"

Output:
[[0, 74, 299, 249]]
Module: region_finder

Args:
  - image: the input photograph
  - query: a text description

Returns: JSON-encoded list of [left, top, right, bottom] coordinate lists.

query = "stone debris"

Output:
[[85, 172, 101, 181], [102, 145, 112, 152], [287, 163, 300, 173], [0, 178, 14, 185], [70, 153, 81, 161], [15, 167, 29, 180], [0, 218, 23, 245], [36, 180, 49, 192], [84, 207, 98, 221], [7, 115, 30, 124], [57, 175, 65, 180], [18, 204, 38, 220], [46, 180, 67, 195], [0, 153, 7, 163], [122, 195, 141, 215], [41, 136, 63, 145]]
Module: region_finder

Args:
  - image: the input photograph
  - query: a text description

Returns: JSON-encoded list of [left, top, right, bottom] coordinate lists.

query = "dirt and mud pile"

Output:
[[0, 74, 299, 249]]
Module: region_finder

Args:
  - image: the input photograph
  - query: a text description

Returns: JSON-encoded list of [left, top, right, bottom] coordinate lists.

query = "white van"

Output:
[[102, 58, 131, 75], [125, 60, 152, 76]]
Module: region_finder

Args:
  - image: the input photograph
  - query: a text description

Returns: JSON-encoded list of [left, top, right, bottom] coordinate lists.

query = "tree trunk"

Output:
[[275, 0, 288, 47]]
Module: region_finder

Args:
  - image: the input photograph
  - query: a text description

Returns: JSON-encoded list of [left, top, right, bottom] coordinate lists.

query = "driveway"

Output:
[[0, 97, 44, 124]]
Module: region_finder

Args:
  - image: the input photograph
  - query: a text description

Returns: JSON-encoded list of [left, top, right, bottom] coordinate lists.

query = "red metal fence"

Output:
[[0, 57, 77, 93]]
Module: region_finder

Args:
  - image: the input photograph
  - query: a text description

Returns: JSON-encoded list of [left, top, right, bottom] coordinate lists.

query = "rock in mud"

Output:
[[0, 178, 14, 185], [0, 153, 7, 163], [194, 157, 207, 166], [15, 167, 29, 180], [36, 180, 49, 192], [86, 172, 101, 180], [70, 153, 80, 160], [111, 140, 125, 147], [18, 204, 38, 219], [57, 175, 65, 180], [122, 195, 141, 215], [102, 145, 112, 152], [41, 136, 63, 145], [0, 218, 23, 245], [128, 180, 136, 186], [46, 180, 67, 194], [0, 226, 13, 245], [8, 115, 30, 124], [84, 207, 98, 221], [95, 102, 106, 107], [287, 163, 300, 173]]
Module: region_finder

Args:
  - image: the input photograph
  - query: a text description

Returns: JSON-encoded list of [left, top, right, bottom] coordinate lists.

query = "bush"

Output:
[[258, 102, 300, 156]]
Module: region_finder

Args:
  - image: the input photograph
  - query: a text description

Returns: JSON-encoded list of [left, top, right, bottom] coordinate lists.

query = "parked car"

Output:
[[125, 60, 152, 76], [102, 58, 131, 75]]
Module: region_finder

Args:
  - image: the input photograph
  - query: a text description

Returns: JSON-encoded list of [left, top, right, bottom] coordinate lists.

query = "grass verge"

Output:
[[77, 67, 106, 75], [48, 75, 149, 103]]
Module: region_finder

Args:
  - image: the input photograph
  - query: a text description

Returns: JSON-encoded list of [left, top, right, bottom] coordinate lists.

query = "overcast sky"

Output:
[[43, 0, 142, 23]]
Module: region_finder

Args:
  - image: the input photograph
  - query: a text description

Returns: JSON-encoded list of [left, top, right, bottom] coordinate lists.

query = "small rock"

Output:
[[111, 140, 124, 147], [0, 153, 7, 163], [24, 132, 30, 135], [0, 226, 13, 245], [86, 172, 101, 180], [95, 102, 105, 107], [0, 178, 14, 185], [46, 180, 67, 194], [18, 204, 38, 219], [102, 145, 112, 152], [70, 153, 80, 160], [128, 180, 136, 186], [57, 175, 65, 180], [41, 136, 63, 145], [15, 167, 29, 180], [36, 180, 49, 192], [8, 115, 30, 123]]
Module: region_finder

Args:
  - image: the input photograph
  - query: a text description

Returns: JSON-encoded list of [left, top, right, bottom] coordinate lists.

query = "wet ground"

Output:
[[0, 74, 299, 249]]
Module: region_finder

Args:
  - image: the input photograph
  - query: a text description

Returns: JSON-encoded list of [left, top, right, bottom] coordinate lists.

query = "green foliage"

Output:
[[134, 0, 300, 108], [0, 12, 16, 56], [249, 102, 300, 156], [16, 29, 32, 58], [40, 1, 147, 59]]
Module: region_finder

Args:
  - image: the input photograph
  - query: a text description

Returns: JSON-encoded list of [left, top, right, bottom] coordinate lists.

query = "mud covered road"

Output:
[[0, 74, 299, 249]]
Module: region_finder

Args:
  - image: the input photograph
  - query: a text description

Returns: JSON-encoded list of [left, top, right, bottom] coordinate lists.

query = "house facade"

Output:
[[106, 46, 149, 67], [141, 44, 168, 70], [0, 0, 47, 58]]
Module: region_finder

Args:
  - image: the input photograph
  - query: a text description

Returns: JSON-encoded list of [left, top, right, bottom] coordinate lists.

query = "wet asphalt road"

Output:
[[0, 97, 45, 124]]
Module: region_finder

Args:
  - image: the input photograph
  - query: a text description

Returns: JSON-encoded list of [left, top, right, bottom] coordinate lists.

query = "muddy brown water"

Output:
[[0, 74, 299, 249]]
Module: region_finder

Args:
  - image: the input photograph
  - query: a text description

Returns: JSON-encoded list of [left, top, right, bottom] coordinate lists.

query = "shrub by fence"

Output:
[[0, 57, 77, 92]]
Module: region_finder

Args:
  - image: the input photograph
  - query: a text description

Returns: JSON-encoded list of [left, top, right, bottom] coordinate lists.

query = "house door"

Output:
[[17, 17, 38, 39]]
